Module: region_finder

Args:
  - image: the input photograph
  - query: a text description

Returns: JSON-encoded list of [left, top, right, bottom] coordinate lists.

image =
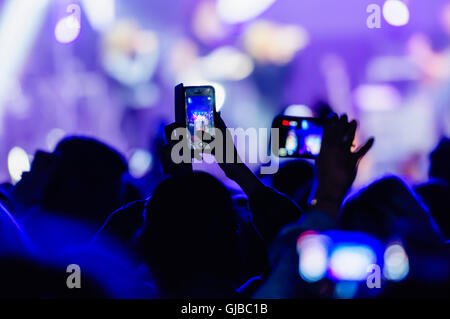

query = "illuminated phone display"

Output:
[[184, 86, 216, 150], [272, 115, 324, 159]]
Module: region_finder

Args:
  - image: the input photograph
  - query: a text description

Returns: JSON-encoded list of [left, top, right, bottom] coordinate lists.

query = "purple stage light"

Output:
[[54, 4, 81, 44], [383, 0, 410, 27]]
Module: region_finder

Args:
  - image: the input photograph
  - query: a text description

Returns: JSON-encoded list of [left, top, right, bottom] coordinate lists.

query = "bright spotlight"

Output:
[[217, 0, 277, 24], [8, 147, 30, 183], [383, 0, 410, 27], [54, 6, 81, 44]]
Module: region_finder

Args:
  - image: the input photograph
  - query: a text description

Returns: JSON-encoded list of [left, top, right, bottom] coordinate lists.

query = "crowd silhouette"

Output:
[[0, 105, 449, 299]]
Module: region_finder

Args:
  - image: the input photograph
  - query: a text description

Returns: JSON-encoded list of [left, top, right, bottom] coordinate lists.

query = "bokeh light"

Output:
[[383, 0, 410, 27], [201, 46, 254, 81], [297, 232, 330, 283], [383, 243, 409, 281], [54, 11, 81, 44], [129, 149, 152, 178], [46, 128, 66, 151], [102, 20, 159, 86], [329, 245, 377, 281], [7, 146, 30, 183], [217, 0, 276, 24], [243, 20, 309, 65], [81, 0, 115, 33], [354, 84, 402, 111], [283, 104, 314, 117], [192, 1, 229, 43]]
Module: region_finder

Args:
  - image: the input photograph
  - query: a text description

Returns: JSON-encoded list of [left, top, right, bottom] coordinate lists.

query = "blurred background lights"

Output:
[[217, 0, 277, 24], [0, 0, 50, 116], [129, 149, 152, 178], [283, 104, 313, 117], [46, 128, 66, 151], [440, 2, 450, 35], [383, 243, 409, 281], [102, 20, 159, 86], [383, 0, 410, 27], [329, 245, 377, 281], [201, 46, 254, 81], [192, 1, 228, 43], [243, 20, 309, 65], [81, 0, 115, 33], [297, 233, 329, 283], [354, 84, 402, 111], [54, 10, 81, 44], [7, 146, 30, 183]]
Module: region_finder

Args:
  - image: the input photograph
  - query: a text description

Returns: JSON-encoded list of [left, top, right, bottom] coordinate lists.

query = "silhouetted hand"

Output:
[[314, 114, 374, 218]]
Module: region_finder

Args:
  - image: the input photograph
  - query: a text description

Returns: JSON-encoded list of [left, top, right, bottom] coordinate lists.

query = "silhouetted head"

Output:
[[139, 172, 240, 298], [429, 137, 450, 183], [272, 160, 314, 210], [340, 176, 444, 250], [415, 180, 450, 240], [15, 136, 130, 227]]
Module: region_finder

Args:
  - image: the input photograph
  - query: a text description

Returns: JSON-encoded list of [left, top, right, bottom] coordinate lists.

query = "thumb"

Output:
[[353, 137, 375, 161]]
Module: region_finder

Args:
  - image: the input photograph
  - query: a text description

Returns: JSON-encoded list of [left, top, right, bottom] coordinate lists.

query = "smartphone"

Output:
[[271, 115, 324, 159], [181, 85, 216, 150]]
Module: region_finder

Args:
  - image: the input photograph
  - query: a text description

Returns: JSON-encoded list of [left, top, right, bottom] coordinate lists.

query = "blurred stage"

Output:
[[0, 0, 449, 189]]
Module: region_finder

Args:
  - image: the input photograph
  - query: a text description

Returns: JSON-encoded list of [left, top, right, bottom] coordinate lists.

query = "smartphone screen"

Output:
[[272, 115, 324, 159], [184, 86, 216, 150]]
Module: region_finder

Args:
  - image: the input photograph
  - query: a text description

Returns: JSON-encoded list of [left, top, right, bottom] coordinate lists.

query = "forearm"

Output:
[[224, 163, 265, 197]]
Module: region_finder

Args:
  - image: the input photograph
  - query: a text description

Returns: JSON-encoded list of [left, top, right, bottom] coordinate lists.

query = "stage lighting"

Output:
[[383, 0, 410, 27], [441, 3, 450, 35], [8, 146, 30, 183], [54, 5, 81, 44], [283, 104, 313, 117], [46, 128, 66, 151], [201, 46, 254, 81], [217, 0, 276, 24], [129, 149, 152, 178], [81, 0, 115, 32], [101, 20, 159, 86], [192, 1, 229, 43], [0, 0, 50, 114], [243, 20, 309, 65], [354, 84, 402, 111]]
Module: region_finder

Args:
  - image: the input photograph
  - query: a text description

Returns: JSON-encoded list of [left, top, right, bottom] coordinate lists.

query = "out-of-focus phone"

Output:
[[271, 115, 324, 159], [176, 85, 216, 150]]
